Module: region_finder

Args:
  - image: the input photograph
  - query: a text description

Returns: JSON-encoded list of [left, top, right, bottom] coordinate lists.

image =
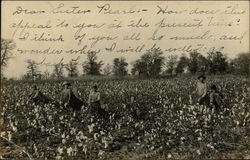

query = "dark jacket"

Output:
[[29, 90, 51, 104], [210, 91, 224, 111]]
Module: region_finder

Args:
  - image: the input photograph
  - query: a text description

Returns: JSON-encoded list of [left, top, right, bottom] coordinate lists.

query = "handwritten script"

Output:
[[5, 2, 248, 55]]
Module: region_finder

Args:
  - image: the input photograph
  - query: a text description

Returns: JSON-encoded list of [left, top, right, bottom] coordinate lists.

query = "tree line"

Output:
[[131, 48, 249, 77], [1, 38, 249, 80]]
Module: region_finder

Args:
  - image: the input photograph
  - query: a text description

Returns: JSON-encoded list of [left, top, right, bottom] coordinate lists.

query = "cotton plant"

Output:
[[7, 131, 12, 141], [66, 146, 73, 156], [82, 144, 88, 155], [11, 123, 18, 132], [101, 137, 109, 149], [55, 155, 63, 160], [94, 132, 100, 141], [88, 123, 95, 133], [70, 128, 76, 135]]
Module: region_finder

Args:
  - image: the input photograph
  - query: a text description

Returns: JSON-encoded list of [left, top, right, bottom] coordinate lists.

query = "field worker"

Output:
[[209, 85, 224, 113], [29, 85, 51, 104], [129, 86, 141, 121], [72, 81, 81, 98], [88, 85, 107, 119], [192, 75, 209, 106], [60, 81, 83, 111]]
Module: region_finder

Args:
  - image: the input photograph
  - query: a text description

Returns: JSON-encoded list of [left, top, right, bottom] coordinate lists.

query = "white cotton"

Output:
[[61, 133, 65, 138], [62, 139, 66, 144], [78, 143, 83, 147], [82, 145, 87, 154], [34, 144, 38, 154], [57, 147, 63, 154], [55, 155, 62, 160], [94, 133, 99, 140], [180, 110, 183, 115], [168, 154, 172, 158], [196, 149, 201, 155], [67, 147, 73, 156], [76, 135, 80, 142], [88, 123, 95, 133], [104, 141, 109, 149], [0, 131, 6, 137], [7, 131, 12, 141], [98, 150, 104, 156], [59, 116, 63, 120], [12, 125, 17, 132]]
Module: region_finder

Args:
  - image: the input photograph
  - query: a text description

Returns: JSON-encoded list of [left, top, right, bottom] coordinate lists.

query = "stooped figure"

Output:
[[60, 81, 83, 111], [192, 75, 209, 106], [209, 85, 224, 113], [29, 85, 52, 104], [88, 85, 107, 119]]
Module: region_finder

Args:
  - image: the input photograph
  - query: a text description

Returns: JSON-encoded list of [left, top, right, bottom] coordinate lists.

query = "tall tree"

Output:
[[1, 39, 16, 74], [103, 64, 113, 76], [165, 55, 178, 76], [25, 59, 40, 80], [188, 51, 200, 74], [175, 54, 189, 74], [132, 48, 165, 77], [188, 51, 208, 74], [82, 51, 103, 75], [197, 54, 209, 75], [43, 70, 50, 80], [207, 51, 228, 74], [233, 53, 250, 76], [65, 58, 79, 77], [227, 59, 236, 74], [53, 63, 64, 78], [113, 57, 128, 76]]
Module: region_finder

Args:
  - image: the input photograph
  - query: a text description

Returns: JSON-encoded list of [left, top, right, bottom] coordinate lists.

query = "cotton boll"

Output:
[[67, 147, 73, 156], [88, 123, 95, 133], [167, 154, 172, 158], [55, 155, 62, 160], [94, 133, 100, 140], [196, 149, 201, 155], [82, 145, 87, 154], [7, 131, 12, 141], [0, 131, 6, 137], [62, 138, 66, 144], [57, 147, 64, 155]]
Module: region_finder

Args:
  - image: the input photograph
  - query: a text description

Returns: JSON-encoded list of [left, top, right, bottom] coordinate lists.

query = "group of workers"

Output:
[[29, 81, 105, 118], [192, 75, 224, 112], [28, 75, 225, 119]]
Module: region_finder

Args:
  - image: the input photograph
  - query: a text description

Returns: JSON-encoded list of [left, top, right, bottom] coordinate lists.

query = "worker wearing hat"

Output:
[[60, 81, 72, 107], [29, 84, 52, 104], [60, 81, 84, 111]]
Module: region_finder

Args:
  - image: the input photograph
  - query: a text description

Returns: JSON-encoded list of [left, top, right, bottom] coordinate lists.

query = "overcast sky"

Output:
[[1, 1, 249, 78]]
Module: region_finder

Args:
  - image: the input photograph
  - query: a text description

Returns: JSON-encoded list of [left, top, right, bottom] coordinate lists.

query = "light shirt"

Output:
[[196, 81, 207, 97], [60, 88, 72, 104], [88, 91, 100, 104]]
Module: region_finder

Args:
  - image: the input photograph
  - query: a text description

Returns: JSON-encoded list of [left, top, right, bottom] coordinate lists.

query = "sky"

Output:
[[1, 1, 249, 78]]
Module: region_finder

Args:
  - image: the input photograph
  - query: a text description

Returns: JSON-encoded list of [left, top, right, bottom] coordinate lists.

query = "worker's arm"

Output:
[[96, 92, 101, 101], [201, 85, 207, 98], [65, 90, 71, 106], [88, 92, 91, 106], [192, 83, 197, 94], [209, 93, 213, 106]]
